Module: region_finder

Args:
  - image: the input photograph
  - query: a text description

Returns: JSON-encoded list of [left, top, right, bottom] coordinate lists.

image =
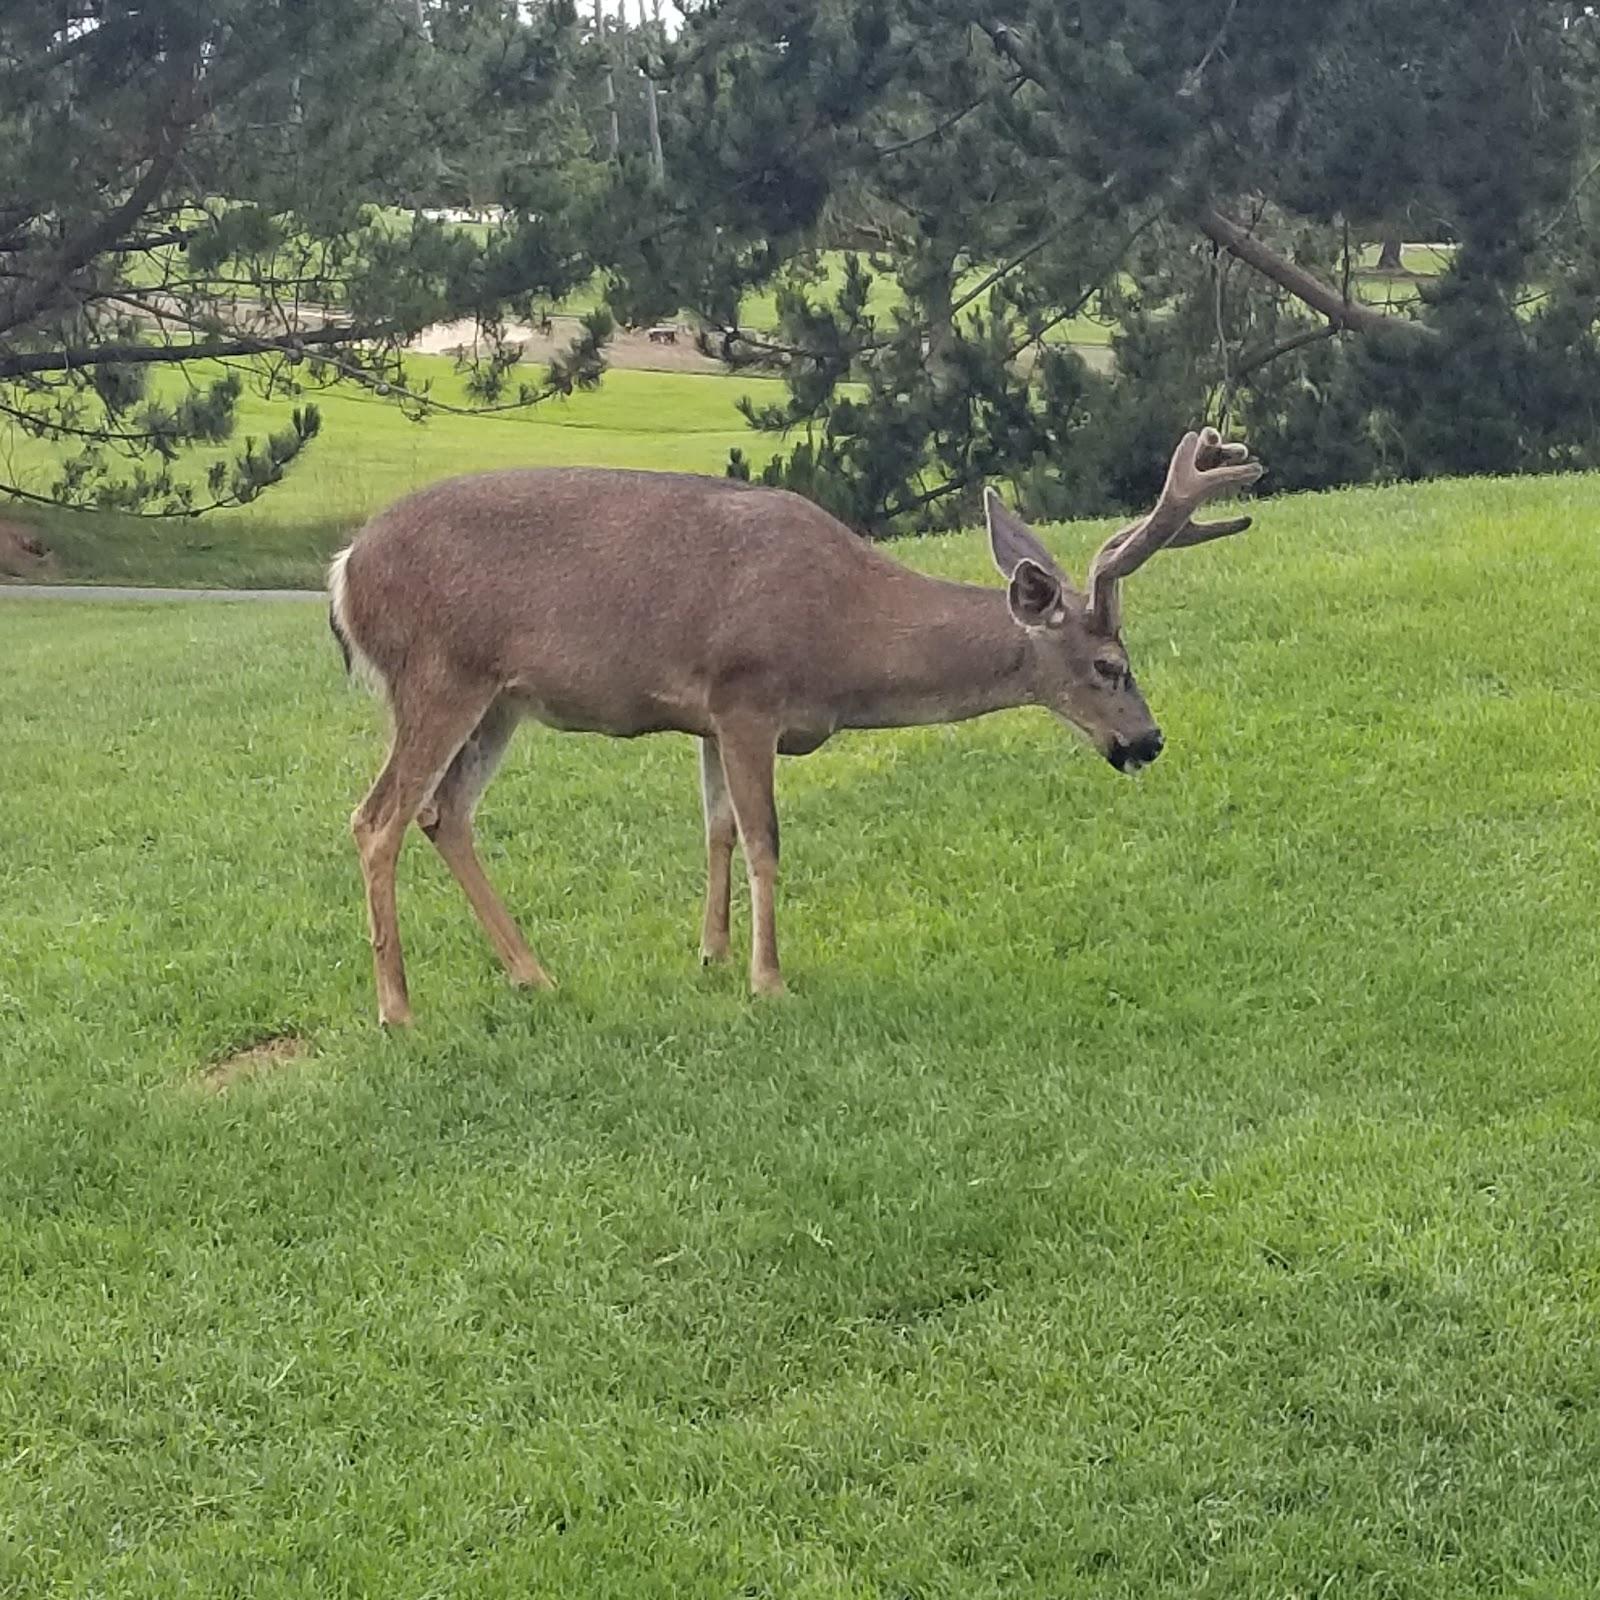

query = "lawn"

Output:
[[14, 364, 789, 588], [5, 469, 1600, 1595]]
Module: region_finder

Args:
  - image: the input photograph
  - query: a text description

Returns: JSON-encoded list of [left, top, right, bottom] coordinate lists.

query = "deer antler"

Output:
[[1086, 427, 1264, 633]]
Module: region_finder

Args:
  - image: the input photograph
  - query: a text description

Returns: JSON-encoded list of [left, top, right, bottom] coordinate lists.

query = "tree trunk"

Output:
[[640, 0, 664, 180], [1377, 231, 1404, 272], [596, 0, 618, 160], [922, 248, 960, 396]]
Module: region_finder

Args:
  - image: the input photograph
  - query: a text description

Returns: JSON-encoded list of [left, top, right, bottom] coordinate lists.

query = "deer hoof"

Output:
[[511, 965, 557, 992], [750, 971, 788, 999], [700, 944, 732, 967], [379, 1004, 415, 1029]]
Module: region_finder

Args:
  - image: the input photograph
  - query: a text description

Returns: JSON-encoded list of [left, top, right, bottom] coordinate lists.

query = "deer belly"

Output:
[[508, 684, 688, 739], [778, 727, 833, 756]]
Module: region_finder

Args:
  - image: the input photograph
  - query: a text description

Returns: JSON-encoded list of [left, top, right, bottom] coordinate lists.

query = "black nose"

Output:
[[1109, 731, 1164, 772]]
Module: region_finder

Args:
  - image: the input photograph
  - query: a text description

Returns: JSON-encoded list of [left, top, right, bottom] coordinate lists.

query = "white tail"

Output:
[[333, 436, 1261, 1025], [327, 546, 383, 696]]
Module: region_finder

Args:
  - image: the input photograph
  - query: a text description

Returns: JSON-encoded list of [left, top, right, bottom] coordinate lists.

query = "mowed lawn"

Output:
[[16, 363, 789, 589], [6, 471, 1600, 1596]]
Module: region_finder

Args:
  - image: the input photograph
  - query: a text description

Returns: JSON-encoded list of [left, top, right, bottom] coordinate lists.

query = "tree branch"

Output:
[[0, 67, 201, 339], [1178, 0, 1240, 98], [0, 396, 178, 448], [868, 75, 1023, 159], [882, 471, 967, 523], [1229, 320, 1341, 385], [977, 19, 1431, 342], [0, 323, 388, 380], [1196, 206, 1427, 338]]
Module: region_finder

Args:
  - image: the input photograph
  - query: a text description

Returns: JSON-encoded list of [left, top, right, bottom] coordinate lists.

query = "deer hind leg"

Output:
[[352, 669, 497, 1028], [714, 718, 785, 997], [418, 696, 555, 992], [698, 736, 737, 966]]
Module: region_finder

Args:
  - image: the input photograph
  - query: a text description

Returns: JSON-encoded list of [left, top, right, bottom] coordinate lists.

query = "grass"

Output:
[[10, 363, 789, 588], [542, 246, 1451, 344], [6, 469, 1600, 1594]]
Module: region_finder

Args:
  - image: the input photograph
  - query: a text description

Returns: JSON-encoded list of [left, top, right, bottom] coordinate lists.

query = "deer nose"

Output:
[[1109, 731, 1164, 773]]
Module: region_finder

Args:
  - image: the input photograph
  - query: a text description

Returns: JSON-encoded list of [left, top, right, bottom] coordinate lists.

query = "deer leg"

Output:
[[352, 673, 496, 1028], [714, 720, 785, 997], [699, 736, 737, 966], [418, 697, 555, 992]]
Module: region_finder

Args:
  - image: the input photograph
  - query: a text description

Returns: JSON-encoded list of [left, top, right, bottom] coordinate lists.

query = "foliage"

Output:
[[621, 0, 1600, 533], [0, 0, 614, 515], [8, 472, 1600, 1592]]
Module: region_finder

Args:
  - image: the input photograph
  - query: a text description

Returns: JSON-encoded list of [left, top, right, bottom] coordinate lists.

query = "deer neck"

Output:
[[836, 571, 1033, 731]]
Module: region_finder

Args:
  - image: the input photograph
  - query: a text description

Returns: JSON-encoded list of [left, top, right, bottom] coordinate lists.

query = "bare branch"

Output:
[[1196, 206, 1427, 338], [1178, 0, 1240, 98], [0, 323, 389, 380]]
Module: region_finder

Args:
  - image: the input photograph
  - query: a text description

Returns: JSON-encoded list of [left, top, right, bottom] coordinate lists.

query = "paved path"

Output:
[[0, 585, 321, 602]]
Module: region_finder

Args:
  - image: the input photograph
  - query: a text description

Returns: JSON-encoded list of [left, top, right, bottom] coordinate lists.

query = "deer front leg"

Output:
[[699, 737, 736, 965], [714, 719, 785, 997]]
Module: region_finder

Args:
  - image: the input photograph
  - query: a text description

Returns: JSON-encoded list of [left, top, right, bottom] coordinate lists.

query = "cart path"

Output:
[[0, 585, 323, 602]]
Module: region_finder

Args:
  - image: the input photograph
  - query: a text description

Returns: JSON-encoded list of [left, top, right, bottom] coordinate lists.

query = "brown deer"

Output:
[[329, 427, 1263, 1025]]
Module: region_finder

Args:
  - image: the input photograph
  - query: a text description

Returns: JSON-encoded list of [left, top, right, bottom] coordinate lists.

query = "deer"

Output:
[[328, 427, 1264, 1026]]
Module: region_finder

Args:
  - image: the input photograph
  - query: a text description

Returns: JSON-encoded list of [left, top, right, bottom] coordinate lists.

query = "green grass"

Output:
[[6, 470, 1600, 1595], [13, 363, 789, 588]]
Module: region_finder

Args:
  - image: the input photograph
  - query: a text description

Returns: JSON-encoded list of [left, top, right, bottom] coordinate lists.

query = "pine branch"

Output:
[[1229, 321, 1341, 384], [0, 397, 178, 448], [882, 471, 968, 523], [868, 76, 1024, 159], [0, 62, 202, 339], [978, 18, 1429, 341], [1178, 0, 1240, 98]]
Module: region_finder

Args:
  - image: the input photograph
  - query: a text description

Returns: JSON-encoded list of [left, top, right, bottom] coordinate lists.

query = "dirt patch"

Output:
[[410, 314, 731, 376], [199, 1033, 310, 1092], [0, 519, 57, 581], [412, 316, 1117, 378]]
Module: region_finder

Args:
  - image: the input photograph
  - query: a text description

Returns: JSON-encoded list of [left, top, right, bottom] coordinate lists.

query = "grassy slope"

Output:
[[16, 365, 790, 588], [5, 470, 1600, 1596]]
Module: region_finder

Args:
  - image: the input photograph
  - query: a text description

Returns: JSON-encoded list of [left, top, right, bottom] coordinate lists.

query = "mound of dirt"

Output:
[[199, 1034, 310, 1092], [0, 519, 56, 581]]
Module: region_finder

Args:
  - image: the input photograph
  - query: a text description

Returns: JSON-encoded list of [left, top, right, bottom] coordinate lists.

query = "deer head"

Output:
[[984, 427, 1264, 774]]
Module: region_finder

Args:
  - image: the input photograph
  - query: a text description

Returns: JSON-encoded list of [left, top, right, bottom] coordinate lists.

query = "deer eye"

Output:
[[1093, 657, 1125, 685]]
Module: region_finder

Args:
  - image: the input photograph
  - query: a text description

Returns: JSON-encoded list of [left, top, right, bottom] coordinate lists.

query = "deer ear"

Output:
[[1007, 559, 1065, 629], [985, 487, 1058, 581]]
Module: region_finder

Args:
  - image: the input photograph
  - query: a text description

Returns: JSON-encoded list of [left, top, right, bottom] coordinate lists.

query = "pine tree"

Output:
[[0, 0, 614, 514], [632, 0, 1596, 531]]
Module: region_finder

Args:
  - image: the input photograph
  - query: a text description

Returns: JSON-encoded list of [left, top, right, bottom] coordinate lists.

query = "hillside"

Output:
[[5, 470, 1600, 1596]]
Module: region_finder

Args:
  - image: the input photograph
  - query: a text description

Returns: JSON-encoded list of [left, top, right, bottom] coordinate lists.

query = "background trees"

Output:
[[7, 1, 1600, 532], [615, 0, 1600, 531]]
